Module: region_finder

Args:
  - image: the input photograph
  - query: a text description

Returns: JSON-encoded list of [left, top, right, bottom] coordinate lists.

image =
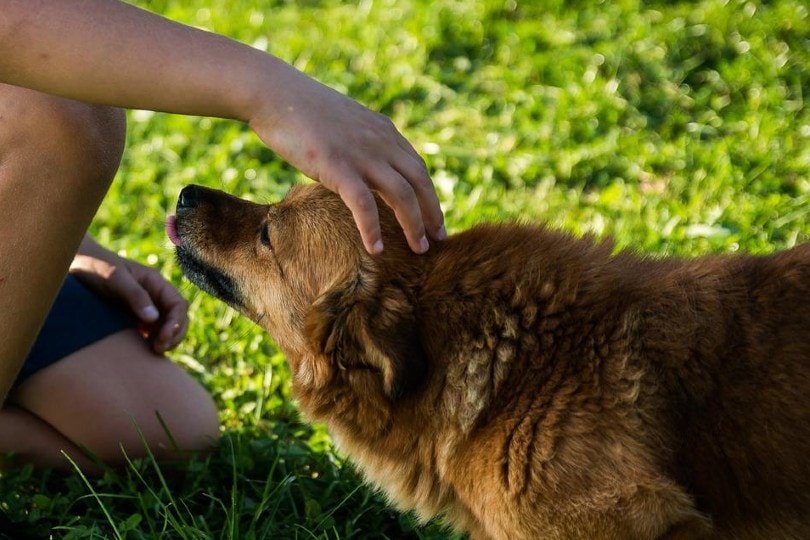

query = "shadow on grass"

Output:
[[0, 422, 459, 540]]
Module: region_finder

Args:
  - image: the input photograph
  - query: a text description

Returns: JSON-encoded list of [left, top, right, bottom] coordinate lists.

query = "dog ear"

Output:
[[303, 271, 427, 401]]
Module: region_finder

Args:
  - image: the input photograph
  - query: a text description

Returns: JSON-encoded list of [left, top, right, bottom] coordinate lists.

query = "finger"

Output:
[[109, 270, 161, 323], [126, 264, 189, 349], [133, 264, 188, 315], [321, 166, 385, 254], [154, 310, 189, 353], [154, 277, 189, 337], [144, 278, 189, 352], [392, 146, 446, 241], [368, 165, 431, 254], [166, 317, 190, 350], [150, 306, 188, 353]]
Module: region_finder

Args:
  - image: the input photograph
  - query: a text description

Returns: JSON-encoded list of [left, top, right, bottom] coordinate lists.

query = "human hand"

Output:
[[70, 239, 189, 354], [246, 61, 446, 254]]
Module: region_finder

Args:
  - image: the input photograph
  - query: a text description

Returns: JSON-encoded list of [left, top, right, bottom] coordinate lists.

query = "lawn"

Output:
[[2, 0, 808, 538]]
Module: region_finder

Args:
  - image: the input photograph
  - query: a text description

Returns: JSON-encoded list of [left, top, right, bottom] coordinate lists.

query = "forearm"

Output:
[[0, 0, 281, 122]]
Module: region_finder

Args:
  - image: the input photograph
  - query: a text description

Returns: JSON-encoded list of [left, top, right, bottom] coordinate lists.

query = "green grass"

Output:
[[2, 0, 809, 538]]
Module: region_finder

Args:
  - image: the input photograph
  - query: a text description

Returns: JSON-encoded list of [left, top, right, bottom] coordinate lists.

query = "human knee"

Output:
[[70, 103, 127, 183], [0, 86, 126, 185], [116, 371, 220, 462], [150, 386, 221, 456], [85, 394, 219, 465], [36, 98, 126, 185]]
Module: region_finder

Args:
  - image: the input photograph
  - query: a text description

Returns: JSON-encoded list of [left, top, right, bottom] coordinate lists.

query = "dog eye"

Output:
[[260, 226, 271, 248]]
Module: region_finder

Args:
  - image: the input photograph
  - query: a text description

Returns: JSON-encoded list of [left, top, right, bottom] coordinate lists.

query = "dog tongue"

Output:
[[166, 215, 182, 246]]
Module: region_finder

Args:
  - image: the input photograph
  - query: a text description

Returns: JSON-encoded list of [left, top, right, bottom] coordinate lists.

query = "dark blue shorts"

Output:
[[14, 274, 137, 388]]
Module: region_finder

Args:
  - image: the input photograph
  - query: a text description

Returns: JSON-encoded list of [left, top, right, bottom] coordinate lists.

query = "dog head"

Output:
[[169, 183, 428, 404]]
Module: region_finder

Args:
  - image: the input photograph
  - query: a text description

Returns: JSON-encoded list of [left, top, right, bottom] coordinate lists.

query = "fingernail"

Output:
[[436, 224, 447, 240], [371, 240, 384, 254], [418, 235, 429, 253], [141, 305, 159, 321]]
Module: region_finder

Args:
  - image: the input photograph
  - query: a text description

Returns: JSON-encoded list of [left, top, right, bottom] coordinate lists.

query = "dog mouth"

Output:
[[175, 247, 243, 309], [169, 215, 243, 309], [166, 215, 182, 247]]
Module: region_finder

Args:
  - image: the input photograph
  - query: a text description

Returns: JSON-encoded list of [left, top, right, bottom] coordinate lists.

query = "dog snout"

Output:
[[177, 184, 203, 211]]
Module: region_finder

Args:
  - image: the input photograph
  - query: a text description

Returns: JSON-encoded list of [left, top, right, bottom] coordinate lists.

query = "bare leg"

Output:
[[0, 84, 126, 400], [3, 329, 219, 471], [0, 405, 98, 472]]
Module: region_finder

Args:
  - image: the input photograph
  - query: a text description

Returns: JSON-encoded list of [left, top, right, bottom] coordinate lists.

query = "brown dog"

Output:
[[169, 183, 810, 540]]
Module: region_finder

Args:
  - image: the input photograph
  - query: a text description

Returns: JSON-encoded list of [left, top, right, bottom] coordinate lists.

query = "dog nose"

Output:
[[177, 184, 202, 210]]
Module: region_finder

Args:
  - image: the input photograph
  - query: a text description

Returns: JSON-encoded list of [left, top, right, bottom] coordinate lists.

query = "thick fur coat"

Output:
[[172, 183, 810, 539]]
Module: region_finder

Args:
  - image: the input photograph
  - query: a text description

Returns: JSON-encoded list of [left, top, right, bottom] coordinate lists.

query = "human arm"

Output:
[[70, 236, 188, 353], [0, 0, 445, 253]]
